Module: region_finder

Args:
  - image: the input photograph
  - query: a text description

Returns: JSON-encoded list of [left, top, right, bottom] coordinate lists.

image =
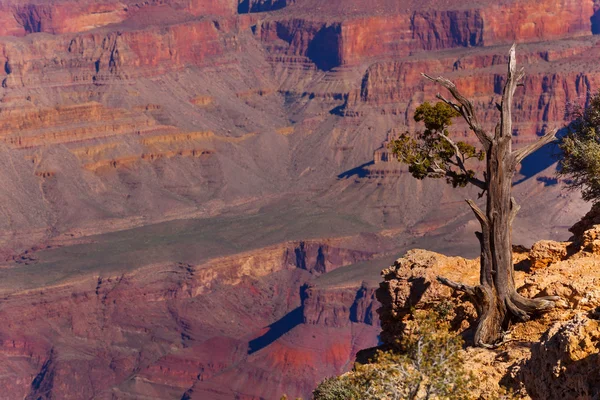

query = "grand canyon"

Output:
[[0, 0, 596, 398]]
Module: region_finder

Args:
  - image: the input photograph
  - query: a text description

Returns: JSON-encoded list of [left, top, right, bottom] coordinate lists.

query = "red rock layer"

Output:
[[0, 0, 238, 36], [302, 284, 378, 327], [0, 17, 240, 90], [343, 39, 600, 145], [0, 237, 380, 399], [258, 0, 593, 70], [182, 283, 380, 399], [0, 0, 127, 36]]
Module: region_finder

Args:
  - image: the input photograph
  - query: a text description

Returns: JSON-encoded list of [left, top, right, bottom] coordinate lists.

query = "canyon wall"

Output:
[[0, 236, 381, 399], [344, 40, 600, 143], [0, 0, 593, 255], [257, 0, 593, 70], [0, 0, 239, 36], [0, 0, 595, 398]]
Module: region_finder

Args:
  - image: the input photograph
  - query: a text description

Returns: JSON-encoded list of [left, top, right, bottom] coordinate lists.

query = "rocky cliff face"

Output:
[[302, 283, 378, 327], [1, 17, 240, 87], [0, 0, 239, 36], [345, 40, 600, 141], [0, 234, 384, 399], [522, 315, 600, 398], [376, 212, 600, 399], [257, 0, 592, 70]]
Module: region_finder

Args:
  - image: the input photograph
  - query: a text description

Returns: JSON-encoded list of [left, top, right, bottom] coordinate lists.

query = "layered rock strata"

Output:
[[0, 235, 382, 399]]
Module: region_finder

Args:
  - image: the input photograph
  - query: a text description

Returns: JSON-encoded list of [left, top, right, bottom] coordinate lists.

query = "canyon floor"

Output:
[[0, 0, 597, 398]]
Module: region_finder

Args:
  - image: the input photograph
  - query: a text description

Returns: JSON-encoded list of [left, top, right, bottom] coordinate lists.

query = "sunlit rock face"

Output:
[[376, 218, 600, 399]]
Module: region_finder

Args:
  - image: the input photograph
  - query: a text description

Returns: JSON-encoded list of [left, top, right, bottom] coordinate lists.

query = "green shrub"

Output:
[[313, 311, 477, 400], [559, 92, 600, 201], [312, 377, 360, 400]]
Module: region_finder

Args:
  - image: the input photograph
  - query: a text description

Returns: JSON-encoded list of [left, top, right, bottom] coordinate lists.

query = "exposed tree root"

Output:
[[436, 275, 560, 347], [508, 291, 559, 313]]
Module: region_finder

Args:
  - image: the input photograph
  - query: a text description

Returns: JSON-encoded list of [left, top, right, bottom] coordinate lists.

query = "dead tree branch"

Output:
[[436, 276, 476, 297], [422, 74, 492, 148], [511, 128, 558, 167], [465, 199, 488, 227]]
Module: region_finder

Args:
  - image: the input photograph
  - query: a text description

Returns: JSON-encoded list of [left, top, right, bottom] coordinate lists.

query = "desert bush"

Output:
[[313, 311, 477, 400], [311, 377, 360, 400], [559, 92, 600, 201]]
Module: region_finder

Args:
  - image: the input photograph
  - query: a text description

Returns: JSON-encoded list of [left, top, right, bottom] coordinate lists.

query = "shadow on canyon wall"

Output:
[[248, 306, 304, 354]]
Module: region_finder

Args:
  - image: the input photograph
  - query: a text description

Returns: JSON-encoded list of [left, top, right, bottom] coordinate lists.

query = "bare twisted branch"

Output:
[[436, 276, 476, 297], [422, 74, 492, 148], [499, 44, 526, 141], [465, 199, 488, 227], [511, 128, 558, 167]]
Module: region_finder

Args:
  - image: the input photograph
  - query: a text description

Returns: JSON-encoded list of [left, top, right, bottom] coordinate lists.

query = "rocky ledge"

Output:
[[375, 205, 600, 399]]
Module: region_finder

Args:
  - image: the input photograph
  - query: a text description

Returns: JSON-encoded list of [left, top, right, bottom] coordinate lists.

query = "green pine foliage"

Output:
[[389, 102, 484, 188], [559, 92, 600, 201], [311, 377, 360, 400]]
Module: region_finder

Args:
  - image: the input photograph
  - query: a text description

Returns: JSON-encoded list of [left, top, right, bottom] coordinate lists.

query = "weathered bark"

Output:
[[425, 45, 559, 346]]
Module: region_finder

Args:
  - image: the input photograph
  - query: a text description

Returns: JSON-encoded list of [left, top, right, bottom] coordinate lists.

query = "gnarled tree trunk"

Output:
[[427, 45, 559, 346]]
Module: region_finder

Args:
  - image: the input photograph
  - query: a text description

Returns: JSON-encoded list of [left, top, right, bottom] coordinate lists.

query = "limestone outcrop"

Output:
[[376, 222, 600, 399], [522, 314, 600, 399]]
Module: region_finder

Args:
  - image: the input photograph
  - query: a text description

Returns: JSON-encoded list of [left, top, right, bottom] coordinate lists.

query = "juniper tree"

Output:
[[391, 45, 559, 346]]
